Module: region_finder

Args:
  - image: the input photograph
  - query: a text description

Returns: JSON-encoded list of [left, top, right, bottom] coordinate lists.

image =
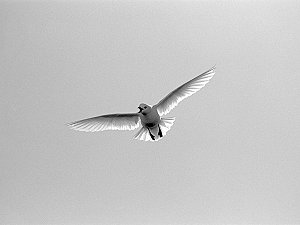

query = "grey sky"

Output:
[[1, 1, 300, 224]]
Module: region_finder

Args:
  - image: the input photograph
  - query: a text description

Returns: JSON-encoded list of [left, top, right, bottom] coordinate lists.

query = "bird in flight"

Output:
[[67, 66, 216, 141]]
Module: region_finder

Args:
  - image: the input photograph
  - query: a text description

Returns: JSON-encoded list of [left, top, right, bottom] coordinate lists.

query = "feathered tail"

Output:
[[134, 117, 175, 142]]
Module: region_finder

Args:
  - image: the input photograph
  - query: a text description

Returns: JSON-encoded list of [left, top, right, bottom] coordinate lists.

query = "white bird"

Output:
[[67, 66, 216, 141]]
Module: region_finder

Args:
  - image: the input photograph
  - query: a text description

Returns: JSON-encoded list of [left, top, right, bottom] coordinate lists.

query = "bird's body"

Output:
[[67, 66, 216, 141], [136, 104, 171, 141], [140, 106, 161, 139]]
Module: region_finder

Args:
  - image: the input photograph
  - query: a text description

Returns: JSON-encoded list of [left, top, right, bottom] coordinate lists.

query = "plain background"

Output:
[[1, 1, 299, 225]]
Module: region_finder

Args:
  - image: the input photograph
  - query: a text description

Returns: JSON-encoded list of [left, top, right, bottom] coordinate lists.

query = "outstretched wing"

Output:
[[67, 113, 140, 132], [155, 66, 216, 116]]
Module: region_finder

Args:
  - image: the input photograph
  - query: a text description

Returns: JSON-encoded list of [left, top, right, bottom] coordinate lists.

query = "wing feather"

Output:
[[67, 113, 140, 132], [155, 66, 216, 116]]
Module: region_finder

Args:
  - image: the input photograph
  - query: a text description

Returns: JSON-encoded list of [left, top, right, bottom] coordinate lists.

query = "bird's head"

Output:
[[138, 103, 151, 114]]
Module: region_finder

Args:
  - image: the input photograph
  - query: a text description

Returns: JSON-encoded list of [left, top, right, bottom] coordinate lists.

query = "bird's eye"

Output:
[[144, 106, 147, 109]]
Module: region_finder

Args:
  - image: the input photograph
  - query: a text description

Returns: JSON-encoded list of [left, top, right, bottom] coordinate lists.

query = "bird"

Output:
[[67, 66, 216, 141]]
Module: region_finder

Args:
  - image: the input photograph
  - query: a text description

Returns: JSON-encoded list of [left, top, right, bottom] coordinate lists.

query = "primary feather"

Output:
[[67, 113, 140, 132], [155, 66, 215, 116]]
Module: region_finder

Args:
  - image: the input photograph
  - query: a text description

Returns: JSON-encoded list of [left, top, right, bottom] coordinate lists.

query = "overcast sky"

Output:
[[1, 1, 300, 225]]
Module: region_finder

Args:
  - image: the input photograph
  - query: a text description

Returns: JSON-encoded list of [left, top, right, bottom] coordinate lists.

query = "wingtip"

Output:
[[205, 65, 216, 76], [65, 122, 73, 127], [65, 122, 78, 130], [211, 65, 216, 71]]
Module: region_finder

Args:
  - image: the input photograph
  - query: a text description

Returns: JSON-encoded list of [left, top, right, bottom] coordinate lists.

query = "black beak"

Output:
[[138, 107, 143, 113]]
